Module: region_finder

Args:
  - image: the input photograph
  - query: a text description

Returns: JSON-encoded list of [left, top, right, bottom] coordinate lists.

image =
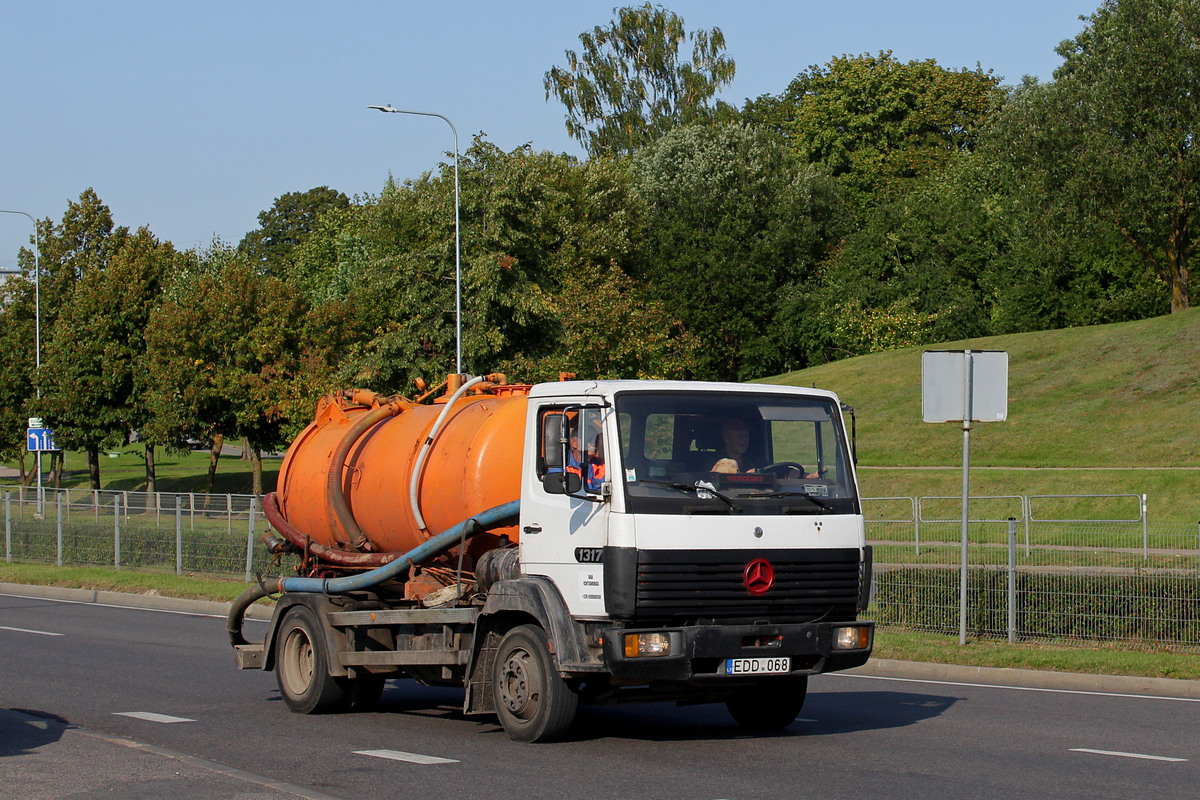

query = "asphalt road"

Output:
[[2, 589, 1198, 800]]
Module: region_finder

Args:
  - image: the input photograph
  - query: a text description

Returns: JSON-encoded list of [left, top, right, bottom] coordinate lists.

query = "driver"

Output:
[[710, 418, 818, 478]]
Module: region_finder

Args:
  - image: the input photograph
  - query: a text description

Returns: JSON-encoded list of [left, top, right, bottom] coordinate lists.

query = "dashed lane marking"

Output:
[[354, 749, 459, 765], [0, 625, 63, 636], [113, 712, 195, 724], [1071, 748, 1187, 762]]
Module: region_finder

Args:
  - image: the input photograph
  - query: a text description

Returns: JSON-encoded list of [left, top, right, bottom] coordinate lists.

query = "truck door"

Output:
[[520, 402, 610, 618]]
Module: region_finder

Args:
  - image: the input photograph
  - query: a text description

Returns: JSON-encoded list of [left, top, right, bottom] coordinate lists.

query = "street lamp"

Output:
[[0, 209, 43, 508], [368, 104, 463, 375]]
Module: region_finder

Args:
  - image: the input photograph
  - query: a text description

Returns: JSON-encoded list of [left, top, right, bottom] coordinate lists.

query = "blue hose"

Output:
[[278, 500, 520, 595]]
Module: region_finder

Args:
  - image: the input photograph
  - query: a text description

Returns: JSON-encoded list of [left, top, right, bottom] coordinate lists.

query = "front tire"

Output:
[[492, 625, 578, 742], [275, 605, 347, 714], [725, 677, 808, 731]]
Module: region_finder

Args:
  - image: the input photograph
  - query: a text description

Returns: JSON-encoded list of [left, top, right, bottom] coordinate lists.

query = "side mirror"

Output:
[[543, 471, 582, 495]]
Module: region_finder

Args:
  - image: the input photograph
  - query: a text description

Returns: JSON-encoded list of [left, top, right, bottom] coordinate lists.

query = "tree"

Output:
[[145, 243, 307, 494], [1045, 0, 1200, 312], [28, 190, 129, 488], [744, 52, 1001, 214], [545, 2, 736, 158], [239, 186, 350, 278], [37, 227, 180, 489], [631, 122, 844, 380]]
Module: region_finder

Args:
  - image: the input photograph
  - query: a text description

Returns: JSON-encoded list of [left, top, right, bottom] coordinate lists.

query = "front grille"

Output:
[[634, 548, 861, 621]]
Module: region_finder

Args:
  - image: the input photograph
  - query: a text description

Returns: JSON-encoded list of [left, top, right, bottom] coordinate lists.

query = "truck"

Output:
[[227, 373, 873, 742]]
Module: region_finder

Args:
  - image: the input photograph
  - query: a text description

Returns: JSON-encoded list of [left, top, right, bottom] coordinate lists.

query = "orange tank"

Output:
[[276, 383, 530, 562]]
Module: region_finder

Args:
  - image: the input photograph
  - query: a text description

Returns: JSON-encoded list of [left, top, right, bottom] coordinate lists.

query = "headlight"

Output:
[[833, 625, 872, 650], [624, 632, 672, 657]]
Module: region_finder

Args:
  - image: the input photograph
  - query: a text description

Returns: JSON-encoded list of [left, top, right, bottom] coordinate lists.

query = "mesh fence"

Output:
[[4, 486, 1197, 649], [863, 495, 1200, 650], [1, 487, 277, 579]]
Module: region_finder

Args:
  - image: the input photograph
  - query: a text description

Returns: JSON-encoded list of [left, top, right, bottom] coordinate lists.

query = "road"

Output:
[[1, 590, 1198, 800]]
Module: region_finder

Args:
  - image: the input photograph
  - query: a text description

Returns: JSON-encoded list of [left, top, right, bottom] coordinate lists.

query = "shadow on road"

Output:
[[359, 679, 959, 744], [0, 708, 70, 757]]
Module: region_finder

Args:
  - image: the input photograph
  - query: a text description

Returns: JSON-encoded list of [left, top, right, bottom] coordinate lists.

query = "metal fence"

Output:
[[863, 494, 1200, 650], [2, 486, 277, 580], [4, 485, 1198, 650]]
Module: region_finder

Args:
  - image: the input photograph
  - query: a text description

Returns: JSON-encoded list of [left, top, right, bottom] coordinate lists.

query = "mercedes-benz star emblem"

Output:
[[743, 558, 775, 596]]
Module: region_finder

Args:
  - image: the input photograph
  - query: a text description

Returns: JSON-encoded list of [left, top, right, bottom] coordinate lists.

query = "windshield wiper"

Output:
[[756, 491, 835, 511], [637, 479, 739, 510]]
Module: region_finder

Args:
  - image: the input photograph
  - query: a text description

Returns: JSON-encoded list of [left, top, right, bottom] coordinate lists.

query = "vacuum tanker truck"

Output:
[[228, 373, 873, 742]]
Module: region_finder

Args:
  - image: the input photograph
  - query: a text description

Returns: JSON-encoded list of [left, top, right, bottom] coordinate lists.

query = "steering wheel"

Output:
[[757, 462, 808, 477]]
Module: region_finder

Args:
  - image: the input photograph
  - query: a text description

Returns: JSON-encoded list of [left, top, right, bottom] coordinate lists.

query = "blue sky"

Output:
[[0, 1, 1097, 268]]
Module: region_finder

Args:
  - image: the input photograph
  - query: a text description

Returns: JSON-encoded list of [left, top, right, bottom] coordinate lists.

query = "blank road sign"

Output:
[[922, 350, 1008, 423]]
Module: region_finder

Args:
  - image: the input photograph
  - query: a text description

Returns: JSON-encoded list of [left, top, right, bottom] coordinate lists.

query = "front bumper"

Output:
[[598, 620, 873, 683]]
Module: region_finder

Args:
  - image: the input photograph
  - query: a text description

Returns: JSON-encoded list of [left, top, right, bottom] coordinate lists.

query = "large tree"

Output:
[[37, 226, 180, 489], [239, 186, 350, 278], [631, 122, 844, 380], [1046, 0, 1200, 312], [744, 51, 1001, 214], [545, 2, 736, 158]]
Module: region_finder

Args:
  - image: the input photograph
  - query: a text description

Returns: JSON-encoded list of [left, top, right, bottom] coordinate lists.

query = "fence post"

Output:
[[4, 491, 10, 563], [245, 496, 258, 583], [1007, 517, 1017, 644], [913, 496, 920, 556], [175, 496, 183, 576], [1142, 494, 1149, 560], [56, 492, 64, 567], [114, 494, 122, 569]]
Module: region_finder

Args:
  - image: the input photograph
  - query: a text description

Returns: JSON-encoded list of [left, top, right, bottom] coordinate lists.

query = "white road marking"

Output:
[[797, 717, 819, 723], [354, 749, 459, 765], [114, 711, 195, 724], [0, 625, 63, 636], [836, 672, 1200, 703], [1071, 748, 1187, 762]]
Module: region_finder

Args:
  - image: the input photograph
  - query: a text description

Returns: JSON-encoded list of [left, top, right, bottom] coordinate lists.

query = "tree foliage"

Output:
[[631, 122, 844, 380], [1046, 0, 1199, 311], [545, 2, 736, 158], [744, 51, 1001, 212]]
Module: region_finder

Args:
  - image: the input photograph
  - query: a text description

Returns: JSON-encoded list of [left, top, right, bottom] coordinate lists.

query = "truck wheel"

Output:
[[725, 677, 808, 731], [493, 625, 578, 742], [275, 606, 347, 714]]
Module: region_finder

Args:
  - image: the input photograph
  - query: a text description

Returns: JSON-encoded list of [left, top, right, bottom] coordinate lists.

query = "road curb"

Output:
[[0, 581, 275, 620], [847, 657, 1200, 699], [4, 581, 1199, 699]]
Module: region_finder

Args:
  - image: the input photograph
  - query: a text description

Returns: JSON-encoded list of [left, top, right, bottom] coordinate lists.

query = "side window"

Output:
[[537, 406, 607, 495]]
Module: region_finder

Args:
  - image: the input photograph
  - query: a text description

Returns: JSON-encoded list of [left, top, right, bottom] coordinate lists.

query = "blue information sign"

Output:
[[26, 428, 59, 452]]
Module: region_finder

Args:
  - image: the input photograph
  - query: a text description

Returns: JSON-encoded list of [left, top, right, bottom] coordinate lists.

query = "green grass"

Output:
[[875, 629, 1200, 681], [0, 562, 262, 603], [4, 447, 282, 495], [765, 308, 1200, 524]]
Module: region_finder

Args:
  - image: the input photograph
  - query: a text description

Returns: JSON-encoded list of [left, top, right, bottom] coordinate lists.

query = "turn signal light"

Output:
[[624, 632, 672, 658], [833, 625, 872, 650]]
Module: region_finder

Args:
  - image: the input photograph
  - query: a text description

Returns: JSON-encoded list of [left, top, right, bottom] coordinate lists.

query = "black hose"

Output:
[[227, 582, 274, 648]]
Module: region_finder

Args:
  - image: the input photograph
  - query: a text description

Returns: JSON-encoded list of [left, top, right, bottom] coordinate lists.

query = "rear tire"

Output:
[[275, 606, 347, 714], [492, 625, 578, 742], [725, 677, 808, 731]]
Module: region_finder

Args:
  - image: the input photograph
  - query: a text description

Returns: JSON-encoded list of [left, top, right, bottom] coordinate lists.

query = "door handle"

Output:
[[522, 524, 542, 534]]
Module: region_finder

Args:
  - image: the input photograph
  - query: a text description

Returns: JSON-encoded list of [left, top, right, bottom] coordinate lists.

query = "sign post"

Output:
[[922, 350, 1008, 644]]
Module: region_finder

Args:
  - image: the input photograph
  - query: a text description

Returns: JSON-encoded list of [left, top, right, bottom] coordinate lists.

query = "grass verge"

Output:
[[873, 629, 1200, 680], [3, 562, 1198, 681], [0, 562, 260, 604]]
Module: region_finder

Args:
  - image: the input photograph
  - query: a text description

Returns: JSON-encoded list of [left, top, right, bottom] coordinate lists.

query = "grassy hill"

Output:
[[762, 308, 1200, 523]]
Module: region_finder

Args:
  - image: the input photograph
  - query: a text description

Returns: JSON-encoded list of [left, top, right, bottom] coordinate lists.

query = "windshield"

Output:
[[615, 391, 859, 516]]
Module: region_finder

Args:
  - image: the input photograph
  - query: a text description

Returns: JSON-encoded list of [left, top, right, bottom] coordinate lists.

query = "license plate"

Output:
[[723, 656, 790, 675]]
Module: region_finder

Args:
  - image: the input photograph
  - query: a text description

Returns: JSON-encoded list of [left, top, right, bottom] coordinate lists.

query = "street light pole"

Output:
[[367, 104, 463, 375], [0, 209, 43, 509]]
